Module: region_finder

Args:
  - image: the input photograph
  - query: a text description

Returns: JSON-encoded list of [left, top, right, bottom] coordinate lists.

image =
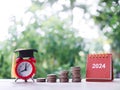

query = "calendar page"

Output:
[[86, 54, 113, 81]]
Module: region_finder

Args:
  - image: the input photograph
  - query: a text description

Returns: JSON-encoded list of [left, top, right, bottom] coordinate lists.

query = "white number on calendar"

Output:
[[92, 64, 105, 69]]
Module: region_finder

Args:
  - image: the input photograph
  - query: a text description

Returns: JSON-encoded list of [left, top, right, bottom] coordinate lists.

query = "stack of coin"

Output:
[[71, 67, 81, 82], [36, 78, 46, 82], [59, 70, 69, 82], [47, 74, 57, 83]]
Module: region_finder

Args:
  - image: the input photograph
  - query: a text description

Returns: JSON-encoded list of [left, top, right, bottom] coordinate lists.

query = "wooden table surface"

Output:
[[0, 79, 120, 90]]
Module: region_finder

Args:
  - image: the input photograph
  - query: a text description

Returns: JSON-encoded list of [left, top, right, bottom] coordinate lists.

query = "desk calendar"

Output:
[[86, 54, 113, 81]]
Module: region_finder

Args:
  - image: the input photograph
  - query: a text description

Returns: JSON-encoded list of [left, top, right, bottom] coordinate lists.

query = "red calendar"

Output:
[[86, 54, 113, 81]]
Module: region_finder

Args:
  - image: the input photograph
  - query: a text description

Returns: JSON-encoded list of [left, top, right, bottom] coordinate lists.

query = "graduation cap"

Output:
[[15, 49, 38, 58]]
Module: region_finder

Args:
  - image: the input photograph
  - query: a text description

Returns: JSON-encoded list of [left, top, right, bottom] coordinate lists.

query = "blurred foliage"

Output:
[[0, 0, 88, 78], [92, 0, 120, 76], [1, 0, 119, 79]]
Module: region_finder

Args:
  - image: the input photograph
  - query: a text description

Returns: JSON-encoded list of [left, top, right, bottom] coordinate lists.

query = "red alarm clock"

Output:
[[14, 49, 37, 82]]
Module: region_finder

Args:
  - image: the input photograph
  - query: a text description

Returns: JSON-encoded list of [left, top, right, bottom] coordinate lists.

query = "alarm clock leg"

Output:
[[25, 79, 27, 82], [15, 78, 19, 82], [31, 78, 35, 82]]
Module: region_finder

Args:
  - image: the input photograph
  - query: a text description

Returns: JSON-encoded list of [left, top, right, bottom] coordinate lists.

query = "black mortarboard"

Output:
[[15, 49, 38, 58]]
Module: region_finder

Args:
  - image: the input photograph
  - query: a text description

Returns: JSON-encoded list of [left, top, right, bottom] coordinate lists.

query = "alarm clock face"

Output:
[[17, 62, 32, 77], [15, 60, 35, 80]]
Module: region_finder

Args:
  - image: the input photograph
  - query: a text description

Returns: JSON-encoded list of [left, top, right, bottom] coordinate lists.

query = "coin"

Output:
[[60, 78, 69, 82], [72, 78, 81, 82], [71, 66, 81, 82], [36, 78, 46, 82], [47, 74, 57, 83], [47, 74, 57, 78], [59, 70, 69, 83], [71, 67, 80, 71], [60, 70, 69, 76], [47, 78, 56, 82]]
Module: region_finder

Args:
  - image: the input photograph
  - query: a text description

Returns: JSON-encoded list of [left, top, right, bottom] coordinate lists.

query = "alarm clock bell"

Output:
[[13, 49, 37, 82]]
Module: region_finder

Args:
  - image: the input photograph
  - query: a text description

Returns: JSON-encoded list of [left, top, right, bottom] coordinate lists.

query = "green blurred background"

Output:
[[0, 0, 120, 78]]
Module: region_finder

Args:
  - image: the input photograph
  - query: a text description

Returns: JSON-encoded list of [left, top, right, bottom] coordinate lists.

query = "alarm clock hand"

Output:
[[21, 69, 25, 72], [20, 63, 27, 72], [25, 63, 27, 71]]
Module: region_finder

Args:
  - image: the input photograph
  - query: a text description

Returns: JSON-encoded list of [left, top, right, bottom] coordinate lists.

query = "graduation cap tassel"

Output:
[[11, 53, 17, 78]]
